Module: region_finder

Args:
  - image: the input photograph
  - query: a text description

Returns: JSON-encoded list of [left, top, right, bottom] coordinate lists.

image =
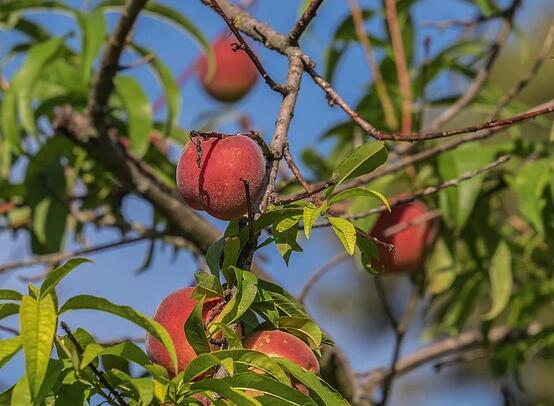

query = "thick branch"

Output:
[[88, 0, 148, 118]]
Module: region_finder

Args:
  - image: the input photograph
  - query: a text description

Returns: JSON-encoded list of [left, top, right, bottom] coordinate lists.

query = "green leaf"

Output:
[[111, 369, 154, 405], [356, 236, 379, 275], [1, 91, 17, 175], [508, 160, 550, 236], [13, 37, 64, 136], [438, 143, 498, 231], [273, 224, 303, 265], [211, 268, 258, 328], [328, 217, 357, 255], [206, 238, 224, 276], [114, 76, 153, 158], [303, 205, 322, 239], [81, 341, 150, 369], [11, 375, 31, 406], [0, 336, 23, 368], [184, 299, 211, 356], [191, 373, 316, 405], [40, 258, 92, 298], [275, 358, 350, 406], [329, 188, 390, 211], [326, 142, 388, 197], [194, 272, 224, 299], [132, 44, 181, 136], [483, 241, 512, 320], [20, 294, 57, 398], [276, 317, 322, 351], [0, 289, 23, 301], [183, 349, 290, 385], [59, 295, 178, 375], [0, 303, 20, 321], [76, 8, 106, 84], [210, 323, 243, 349], [276, 214, 304, 233]]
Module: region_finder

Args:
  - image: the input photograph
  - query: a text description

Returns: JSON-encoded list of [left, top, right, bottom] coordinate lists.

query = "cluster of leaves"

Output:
[[0, 258, 352, 405]]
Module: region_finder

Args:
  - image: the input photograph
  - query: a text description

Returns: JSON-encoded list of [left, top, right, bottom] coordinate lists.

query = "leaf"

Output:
[[276, 214, 303, 233], [0, 336, 23, 368], [11, 375, 31, 406], [303, 205, 322, 239], [191, 373, 316, 405], [114, 76, 153, 158], [184, 299, 211, 356], [0, 289, 23, 301], [326, 142, 388, 197], [205, 238, 224, 276], [194, 272, 224, 299], [20, 294, 57, 398], [132, 44, 180, 136], [328, 217, 357, 255], [111, 370, 154, 405], [273, 224, 303, 265], [277, 316, 322, 351], [210, 323, 243, 349], [211, 268, 258, 328], [356, 236, 379, 274], [81, 342, 150, 369], [508, 160, 550, 236], [0, 303, 20, 321], [59, 295, 178, 375], [275, 359, 350, 406], [40, 258, 92, 298], [1, 91, 17, 175], [183, 349, 290, 385], [438, 143, 498, 232], [329, 188, 390, 211], [76, 8, 106, 84], [483, 241, 512, 320]]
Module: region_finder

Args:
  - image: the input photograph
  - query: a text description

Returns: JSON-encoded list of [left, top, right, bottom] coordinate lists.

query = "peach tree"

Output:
[[0, 0, 554, 405]]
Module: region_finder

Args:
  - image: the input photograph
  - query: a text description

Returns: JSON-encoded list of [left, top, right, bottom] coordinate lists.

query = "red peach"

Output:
[[197, 35, 258, 103], [145, 288, 221, 376], [369, 200, 438, 274], [176, 135, 266, 221]]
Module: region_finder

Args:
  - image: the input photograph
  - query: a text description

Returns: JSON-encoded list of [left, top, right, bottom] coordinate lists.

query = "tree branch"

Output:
[[288, 0, 325, 45], [87, 0, 148, 119], [298, 252, 350, 303]]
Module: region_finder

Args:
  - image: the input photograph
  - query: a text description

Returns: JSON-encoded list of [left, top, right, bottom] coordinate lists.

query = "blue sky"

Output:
[[0, 0, 549, 404]]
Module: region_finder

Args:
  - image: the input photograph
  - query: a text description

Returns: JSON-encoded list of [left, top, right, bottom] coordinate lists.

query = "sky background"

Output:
[[0, 0, 552, 404]]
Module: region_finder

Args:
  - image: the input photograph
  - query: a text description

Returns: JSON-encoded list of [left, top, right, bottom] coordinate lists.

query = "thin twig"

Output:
[[298, 252, 350, 303], [87, 0, 148, 118], [288, 0, 325, 45], [427, 0, 521, 131], [60, 322, 128, 406], [0, 232, 165, 274], [347, 0, 397, 130], [491, 23, 554, 118], [283, 145, 321, 205], [384, 0, 412, 134], [379, 287, 419, 406], [209, 0, 287, 94], [313, 155, 510, 227], [0, 325, 19, 335]]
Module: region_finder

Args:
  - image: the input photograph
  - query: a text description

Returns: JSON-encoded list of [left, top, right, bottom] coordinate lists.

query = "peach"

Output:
[[243, 330, 319, 394], [176, 135, 266, 221], [369, 200, 438, 274], [197, 34, 258, 103], [145, 288, 222, 376]]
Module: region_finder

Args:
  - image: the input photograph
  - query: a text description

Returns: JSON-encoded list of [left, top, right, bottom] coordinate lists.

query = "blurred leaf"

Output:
[[0, 303, 20, 321], [20, 294, 57, 398], [0, 336, 23, 369], [438, 143, 498, 232], [114, 76, 153, 158], [76, 8, 106, 84], [483, 241, 512, 320], [40, 258, 92, 298], [356, 236, 379, 274], [185, 299, 211, 356], [0, 289, 23, 302], [326, 142, 388, 197], [328, 217, 357, 255], [59, 295, 178, 375], [426, 237, 456, 295], [132, 44, 180, 136]]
